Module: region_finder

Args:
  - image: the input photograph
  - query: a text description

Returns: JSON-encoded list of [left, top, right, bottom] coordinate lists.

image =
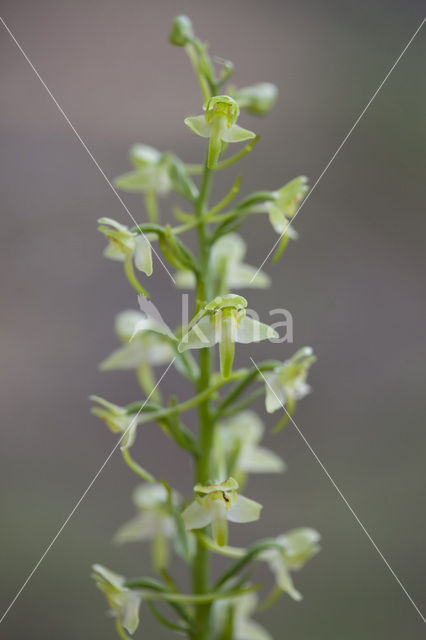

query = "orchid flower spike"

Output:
[[185, 95, 255, 168], [264, 347, 316, 414], [175, 233, 270, 291], [178, 294, 278, 378], [98, 217, 153, 276], [214, 592, 272, 640], [181, 477, 262, 546], [215, 410, 285, 481], [115, 484, 180, 571], [90, 396, 137, 450], [91, 564, 142, 635]]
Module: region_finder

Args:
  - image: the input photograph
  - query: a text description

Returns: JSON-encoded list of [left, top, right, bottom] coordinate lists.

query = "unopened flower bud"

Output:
[[169, 15, 194, 47]]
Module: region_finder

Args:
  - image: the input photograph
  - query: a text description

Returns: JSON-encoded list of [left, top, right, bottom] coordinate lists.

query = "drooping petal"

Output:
[[181, 500, 211, 530], [100, 342, 145, 370], [184, 115, 211, 138], [240, 446, 286, 473], [228, 264, 271, 289], [114, 513, 160, 544], [114, 167, 156, 192], [227, 494, 262, 523], [235, 316, 278, 344], [267, 553, 302, 601], [236, 618, 273, 640], [121, 591, 142, 634], [222, 124, 256, 143], [133, 235, 153, 275], [178, 315, 218, 351]]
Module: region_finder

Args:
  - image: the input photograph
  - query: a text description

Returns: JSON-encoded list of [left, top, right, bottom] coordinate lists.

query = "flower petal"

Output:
[[235, 316, 278, 344], [236, 619, 273, 640], [184, 115, 211, 138], [134, 235, 153, 275], [121, 591, 142, 634], [240, 446, 286, 473], [268, 553, 302, 601], [114, 513, 159, 544], [114, 167, 156, 192], [178, 315, 218, 351], [227, 494, 262, 523], [210, 498, 229, 546], [181, 500, 211, 530], [222, 124, 256, 143], [100, 342, 145, 370], [228, 264, 271, 289]]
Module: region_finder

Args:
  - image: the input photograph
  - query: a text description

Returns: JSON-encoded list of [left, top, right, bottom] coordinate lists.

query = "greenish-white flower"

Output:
[[264, 347, 316, 414], [185, 95, 256, 168], [98, 217, 153, 276], [182, 477, 262, 546], [178, 294, 278, 378], [214, 592, 272, 640], [215, 410, 285, 479], [175, 233, 270, 291], [259, 528, 321, 600], [91, 564, 142, 634], [90, 396, 137, 449], [115, 484, 179, 571], [114, 144, 173, 195], [99, 310, 175, 372], [228, 82, 278, 116], [266, 177, 309, 236]]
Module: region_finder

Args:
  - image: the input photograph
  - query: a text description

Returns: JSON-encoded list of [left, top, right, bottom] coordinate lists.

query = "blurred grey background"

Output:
[[1, 0, 425, 638]]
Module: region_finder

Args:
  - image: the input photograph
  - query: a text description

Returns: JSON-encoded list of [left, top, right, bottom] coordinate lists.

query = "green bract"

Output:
[[185, 95, 256, 169], [91, 14, 320, 640]]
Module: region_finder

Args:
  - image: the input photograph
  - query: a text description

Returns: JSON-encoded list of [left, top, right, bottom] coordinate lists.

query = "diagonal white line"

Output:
[[250, 16, 426, 282], [0, 358, 176, 625], [0, 15, 175, 284], [250, 357, 426, 624]]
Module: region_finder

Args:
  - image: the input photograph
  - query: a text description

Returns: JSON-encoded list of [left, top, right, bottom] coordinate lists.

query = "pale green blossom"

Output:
[[259, 528, 321, 600], [182, 477, 262, 546], [215, 410, 285, 480], [175, 233, 270, 291], [90, 396, 137, 449], [115, 484, 179, 570], [98, 217, 153, 276], [114, 144, 173, 195], [185, 95, 255, 168], [228, 82, 278, 116], [178, 294, 278, 378], [264, 347, 316, 414], [91, 564, 142, 634], [214, 592, 272, 640]]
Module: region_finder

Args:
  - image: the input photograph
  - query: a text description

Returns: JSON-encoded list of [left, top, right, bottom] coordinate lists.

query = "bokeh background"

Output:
[[1, 0, 425, 638]]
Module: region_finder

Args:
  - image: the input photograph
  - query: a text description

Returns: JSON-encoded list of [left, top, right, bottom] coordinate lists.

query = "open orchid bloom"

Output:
[[266, 177, 309, 235], [185, 95, 256, 168], [214, 592, 272, 640], [259, 528, 321, 601], [115, 484, 180, 570], [178, 294, 278, 378], [114, 144, 173, 196], [175, 233, 270, 291], [98, 217, 153, 276], [215, 410, 285, 479], [228, 82, 278, 116], [100, 310, 175, 371], [264, 347, 316, 414], [182, 477, 262, 546], [92, 564, 142, 635], [90, 396, 137, 450]]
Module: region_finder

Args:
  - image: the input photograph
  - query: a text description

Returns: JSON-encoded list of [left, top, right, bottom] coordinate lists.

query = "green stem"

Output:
[[193, 152, 214, 640], [121, 448, 155, 483]]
